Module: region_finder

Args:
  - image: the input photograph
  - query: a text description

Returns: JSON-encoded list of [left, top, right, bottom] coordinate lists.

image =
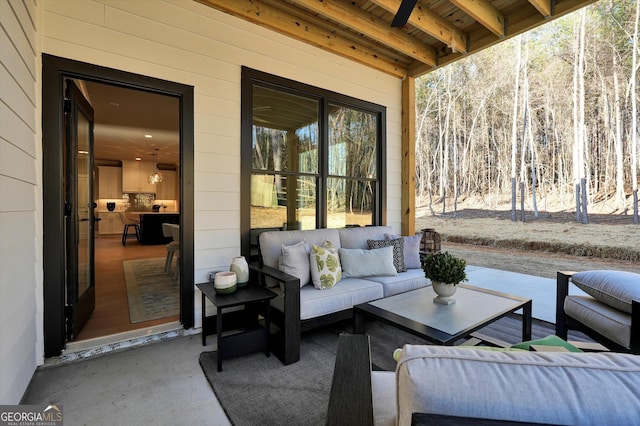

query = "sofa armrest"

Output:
[[326, 334, 374, 426], [555, 271, 576, 339], [249, 263, 301, 364]]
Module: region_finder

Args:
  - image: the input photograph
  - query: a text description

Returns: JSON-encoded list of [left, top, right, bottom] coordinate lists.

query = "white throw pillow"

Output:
[[309, 240, 342, 290], [278, 240, 311, 288], [368, 238, 406, 272], [572, 270, 640, 314]]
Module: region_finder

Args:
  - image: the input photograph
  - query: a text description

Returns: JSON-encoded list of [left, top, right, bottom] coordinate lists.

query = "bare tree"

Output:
[[511, 36, 523, 221], [632, 0, 640, 223]]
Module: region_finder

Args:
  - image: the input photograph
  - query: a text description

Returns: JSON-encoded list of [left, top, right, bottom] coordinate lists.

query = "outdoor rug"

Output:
[[123, 257, 179, 323], [199, 315, 564, 426]]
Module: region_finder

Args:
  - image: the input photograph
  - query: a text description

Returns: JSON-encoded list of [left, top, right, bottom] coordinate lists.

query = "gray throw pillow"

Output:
[[339, 247, 397, 278], [572, 270, 640, 314], [367, 238, 406, 272], [278, 240, 311, 288], [386, 233, 421, 269]]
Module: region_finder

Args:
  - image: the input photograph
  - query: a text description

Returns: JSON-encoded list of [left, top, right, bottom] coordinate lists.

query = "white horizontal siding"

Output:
[[40, 0, 402, 313], [0, 0, 39, 405]]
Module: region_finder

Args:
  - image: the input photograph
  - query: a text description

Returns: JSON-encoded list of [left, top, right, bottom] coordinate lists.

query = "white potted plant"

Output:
[[422, 251, 467, 305]]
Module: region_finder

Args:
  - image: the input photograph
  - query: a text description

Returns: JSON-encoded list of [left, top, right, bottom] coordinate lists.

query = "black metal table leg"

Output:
[[217, 306, 223, 372], [522, 300, 532, 341]]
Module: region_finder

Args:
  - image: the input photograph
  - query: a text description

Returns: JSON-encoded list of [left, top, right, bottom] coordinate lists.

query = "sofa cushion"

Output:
[[299, 278, 383, 320], [278, 240, 310, 288], [310, 240, 342, 290], [260, 229, 341, 288], [571, 270, 640, 313], [366, 269, 430, 297], [368, 238, 406, 272], [564, 294, 631, 349], [339, 247, 397, 278], [386, 233, 421, 269], [395, 344, 640, 426], [337, 226, 395, 249]]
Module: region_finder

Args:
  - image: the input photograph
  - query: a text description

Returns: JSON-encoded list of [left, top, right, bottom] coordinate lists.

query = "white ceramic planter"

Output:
[[214, 271, 237, 294], [432, 281, 457, 305]]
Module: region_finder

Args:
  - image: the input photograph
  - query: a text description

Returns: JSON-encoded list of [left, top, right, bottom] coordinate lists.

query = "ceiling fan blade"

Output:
[[391, 0, 419, 28]]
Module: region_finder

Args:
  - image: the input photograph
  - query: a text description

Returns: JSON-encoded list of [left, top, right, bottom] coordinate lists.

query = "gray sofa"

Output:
[[252, 226, 430, 364], [327, 334, 640, 426]]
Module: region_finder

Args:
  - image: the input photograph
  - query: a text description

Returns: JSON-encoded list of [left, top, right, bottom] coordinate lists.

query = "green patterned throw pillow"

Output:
[[310, 240, 342, 290]]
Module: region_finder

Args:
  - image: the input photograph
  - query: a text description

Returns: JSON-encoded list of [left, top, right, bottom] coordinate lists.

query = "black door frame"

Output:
[[43, 54, 194, 357]]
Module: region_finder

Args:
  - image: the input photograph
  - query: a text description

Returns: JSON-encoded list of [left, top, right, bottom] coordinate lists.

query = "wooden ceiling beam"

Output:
[[529, 0, 553, 18], [196, 0, 407, 78], [290, 0, 436, 66], [369, 0, 468, 54], [449, 0, 505, 38]]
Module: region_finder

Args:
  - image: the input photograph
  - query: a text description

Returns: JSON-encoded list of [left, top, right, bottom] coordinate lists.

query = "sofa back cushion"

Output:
[[260, 229, 341, 269], [395, 345, 640, 426], [337, 226, 394, 249]]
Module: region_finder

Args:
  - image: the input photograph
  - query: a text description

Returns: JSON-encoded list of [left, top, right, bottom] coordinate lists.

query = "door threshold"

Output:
[[44, 322, 198, 367]]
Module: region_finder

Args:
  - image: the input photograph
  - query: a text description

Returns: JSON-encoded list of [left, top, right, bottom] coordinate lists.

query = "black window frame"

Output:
[[240, 67, 386, 257]]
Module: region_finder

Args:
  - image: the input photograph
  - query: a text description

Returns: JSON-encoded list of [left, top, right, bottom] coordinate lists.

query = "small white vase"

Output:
[[432, 281, 457, 305], [214, 271, 237, 294], [230, 256, 249, 286]]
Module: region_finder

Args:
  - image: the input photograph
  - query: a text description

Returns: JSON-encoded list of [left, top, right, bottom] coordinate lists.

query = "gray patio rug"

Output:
[[123, 257, 179, 323], [199, 315, 578, 426]]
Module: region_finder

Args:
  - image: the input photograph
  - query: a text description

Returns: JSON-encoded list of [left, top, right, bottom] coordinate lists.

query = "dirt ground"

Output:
[[416, 195, 640, 278]]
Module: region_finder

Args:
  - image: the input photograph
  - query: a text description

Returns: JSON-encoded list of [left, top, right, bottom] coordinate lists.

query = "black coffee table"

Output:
[[354, 284, 532, 346]]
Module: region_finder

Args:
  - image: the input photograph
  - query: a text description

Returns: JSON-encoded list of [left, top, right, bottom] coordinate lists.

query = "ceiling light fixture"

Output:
[[147, 149, 163, 185], [144, 134, 153, 138]]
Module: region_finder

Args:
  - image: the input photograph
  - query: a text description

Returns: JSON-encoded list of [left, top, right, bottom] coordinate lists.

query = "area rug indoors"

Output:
[[122, 257, 179, 323], [200, 316, 564, 426]]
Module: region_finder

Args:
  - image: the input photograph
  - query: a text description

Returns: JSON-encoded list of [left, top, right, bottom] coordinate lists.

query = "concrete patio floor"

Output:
[[466, 265, 588, 323], [21, 265, 579, 425], [22, 334, 231, 426]]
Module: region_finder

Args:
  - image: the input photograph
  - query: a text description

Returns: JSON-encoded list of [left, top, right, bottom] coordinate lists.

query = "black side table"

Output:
[[197, 282, 276, 372]]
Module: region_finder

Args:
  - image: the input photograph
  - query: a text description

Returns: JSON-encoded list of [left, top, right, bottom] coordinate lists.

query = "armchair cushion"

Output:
[[564, 294, 632, 348], [572, 270, 640, 314]]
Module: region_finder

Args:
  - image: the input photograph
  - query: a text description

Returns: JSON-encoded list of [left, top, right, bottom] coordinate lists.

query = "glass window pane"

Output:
[[252, 86, 319, 173], [328, 104, 377, 179], [251, 174, 316, 230], [326, 177, 373, 228]]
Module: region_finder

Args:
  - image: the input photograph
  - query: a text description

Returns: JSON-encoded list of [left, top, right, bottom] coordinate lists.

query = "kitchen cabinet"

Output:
[[98, 212, 124, 235], [98, 166, 122, 199], [122, 161, 156, 193], [155, 170, 176, 200]]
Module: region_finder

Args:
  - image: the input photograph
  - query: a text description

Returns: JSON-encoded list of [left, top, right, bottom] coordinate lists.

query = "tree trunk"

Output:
[[511, 36, 522, 222], [632, 0, 640, 223]]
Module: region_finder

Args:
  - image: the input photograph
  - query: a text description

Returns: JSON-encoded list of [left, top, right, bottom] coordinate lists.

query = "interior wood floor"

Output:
[[74, 234, 180, 341]]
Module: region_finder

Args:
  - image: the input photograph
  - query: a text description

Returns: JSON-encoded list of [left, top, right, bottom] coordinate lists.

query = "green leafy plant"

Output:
[[422, 251, 467, 284]]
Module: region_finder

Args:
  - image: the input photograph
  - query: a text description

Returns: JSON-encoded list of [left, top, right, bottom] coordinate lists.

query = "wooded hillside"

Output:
[[416, 0, 640, 224]]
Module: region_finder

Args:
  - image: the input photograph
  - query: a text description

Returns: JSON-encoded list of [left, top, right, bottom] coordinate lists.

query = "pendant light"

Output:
[[147, 149, 163, 184]]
